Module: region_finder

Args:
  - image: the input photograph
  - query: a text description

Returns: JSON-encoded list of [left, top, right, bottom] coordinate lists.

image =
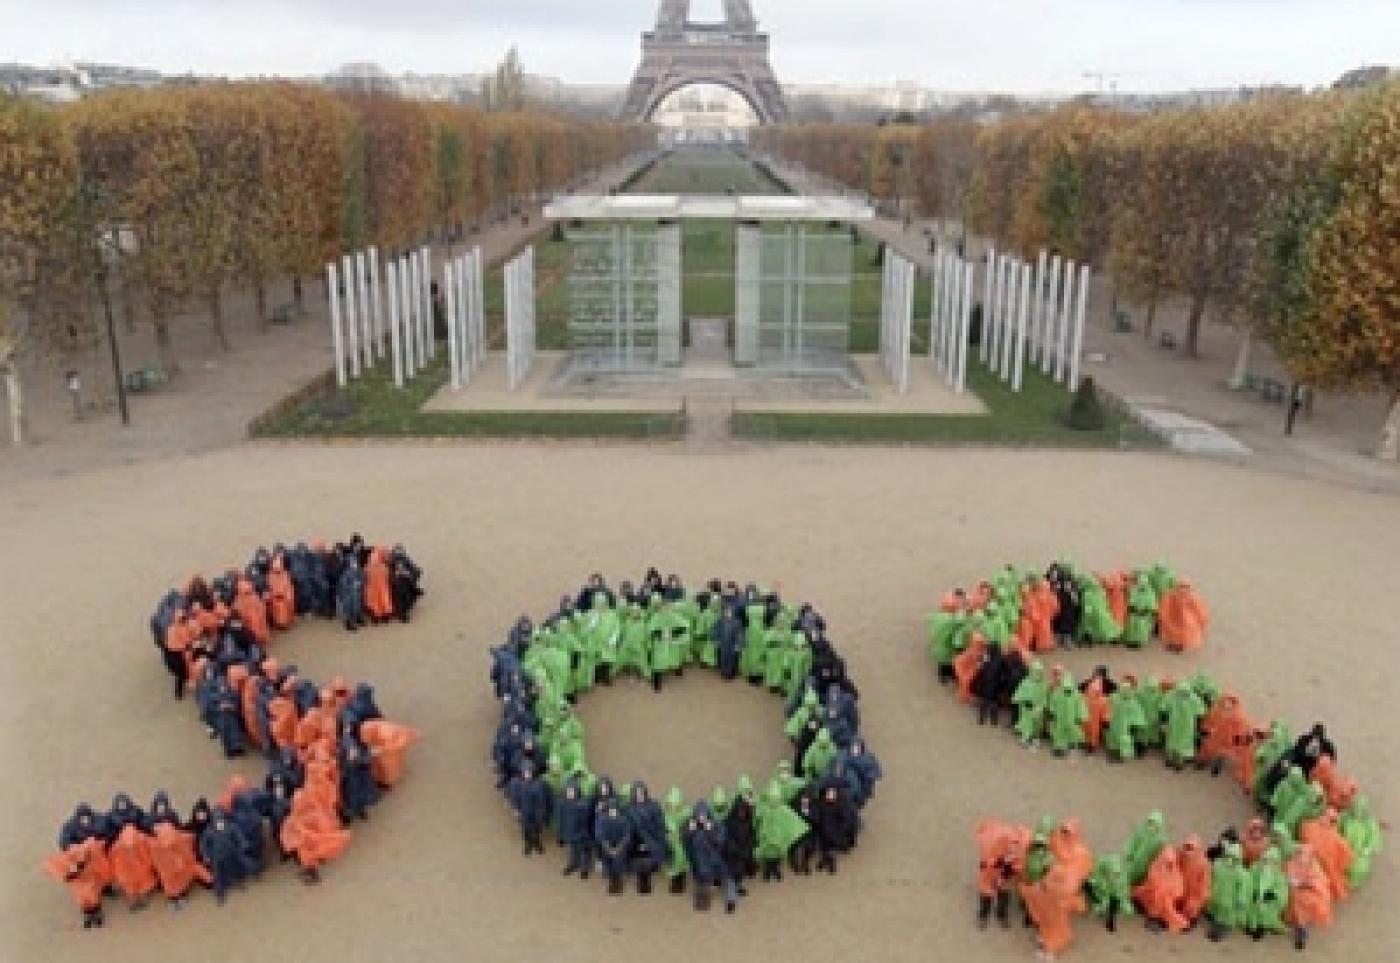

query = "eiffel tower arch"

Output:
[[621, 0, 789, 124]]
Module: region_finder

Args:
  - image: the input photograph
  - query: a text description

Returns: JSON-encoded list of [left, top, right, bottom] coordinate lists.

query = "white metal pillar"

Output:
[[327, 261, 346, 387], [1069, 263, 1091, 390]]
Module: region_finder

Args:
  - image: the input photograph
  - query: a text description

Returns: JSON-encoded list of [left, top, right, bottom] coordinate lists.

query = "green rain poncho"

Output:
[[762, 615, 795, 690], [1340, 796, 1382, 887], [1146, 560, 1176, 600], [1124, 810, 1168, 885], [1121, 574, 1157, 647], [1087, 854, 1135, 921], [1248, 847, 1289, 935], [582, 598, 620, 683], [1024, 817, 1056, 884], [1012, 661, 1049, 744], [1207, 843, 1253, 931], [740, 599, 769, 679], [550, 709, 587, 773], [781, 635, 813, 699], [663, 787, 690, 878], [710, 785, 732, 821], [560, 616, 596, 693], [1047, 672, 1088, 753], [1161, 682, 1207, 765], [785, 688, 821, 740], [1187, 671, 1220, 708], [754, 781, 808, 860], [1136, 676, 1167, 748], [979, 604, 1012, 650], [1078, 576, 1122, 644], [1252, 722, 1293, 803], [1270, 767, 1319, 836], [771, 759, 806, 804], [927, 608, 969, 668], [616, 604, 652, 679], [802, 727, 837, 778], [1105, 685, 1147, 760], [648, 603, 689, 675]]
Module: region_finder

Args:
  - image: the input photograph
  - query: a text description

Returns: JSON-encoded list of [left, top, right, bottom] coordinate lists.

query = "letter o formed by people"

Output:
[[43, 537, 424, 929], [490, 575, 880, 911], [932, 560, 1381, 957]]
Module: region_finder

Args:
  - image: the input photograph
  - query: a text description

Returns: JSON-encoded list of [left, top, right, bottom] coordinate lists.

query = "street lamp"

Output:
[[78, 177, 130, 427]]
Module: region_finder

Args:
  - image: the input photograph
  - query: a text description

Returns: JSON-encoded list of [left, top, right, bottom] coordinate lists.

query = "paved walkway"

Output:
[[770, 159, 1399, 494], [0, 159, 645, 488]]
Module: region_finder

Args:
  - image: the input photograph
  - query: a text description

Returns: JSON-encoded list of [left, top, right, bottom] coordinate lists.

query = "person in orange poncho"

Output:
[[1241, 818, 1272, 866], [267, 681, 299, 751], [1022, 862, 1081, 959], [43, 837, 112, 929], [1158, 580, 1208, 652], [1133, 845, 1190, 933], [1285, 844, 1334, 950], [280, 788, 352, 883], [161, 609, 196, 700], [1198, 692, 1251, 777], [359, 719, 421, 787], [108, 823, 158, 910], [148, 820, 210, 903], [1101, 570, 1129, 628], [953, 632, 987, 705], [1310, 755, 1357, 810], [1177, 835, 1212, 925], [1080, 675, 1111, 753], [975, 820, 1029, 929], [266, 556, 296, 631], [1049, 820, 1093, 895], [1299, 809, 1354, 903], [232, 578, 271, 647], [302, 741, 342, 819], [295, 688, 339, 758], [364, 548, 395, 623], [1021, 577, 1059, 654]]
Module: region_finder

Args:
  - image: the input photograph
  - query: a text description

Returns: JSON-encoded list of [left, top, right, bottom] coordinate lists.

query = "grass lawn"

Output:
[[626, 149, 790, 195], [250, 356, 685, 440], [731, 362, 1159, 448]]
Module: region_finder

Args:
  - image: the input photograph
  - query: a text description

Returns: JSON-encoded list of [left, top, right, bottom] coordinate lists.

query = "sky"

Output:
[[2, 0, 1396, 93]]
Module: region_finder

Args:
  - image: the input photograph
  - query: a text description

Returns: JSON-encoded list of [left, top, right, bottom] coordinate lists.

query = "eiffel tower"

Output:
[[621, 0, 789, 124]]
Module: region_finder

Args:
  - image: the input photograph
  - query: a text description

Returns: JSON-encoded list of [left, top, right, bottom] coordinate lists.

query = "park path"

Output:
[[0, 159, 645, 488], [771, 160, 1399, 494]]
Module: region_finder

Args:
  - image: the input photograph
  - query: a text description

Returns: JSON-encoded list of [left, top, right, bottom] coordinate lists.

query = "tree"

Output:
[[1265, 83, 1400, 460]]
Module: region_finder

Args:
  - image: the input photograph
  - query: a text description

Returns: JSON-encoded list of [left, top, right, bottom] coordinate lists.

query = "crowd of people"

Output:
[[934, 561, 1382, 958], [43, 536, 424, 929], [490, 571, 882, 912]]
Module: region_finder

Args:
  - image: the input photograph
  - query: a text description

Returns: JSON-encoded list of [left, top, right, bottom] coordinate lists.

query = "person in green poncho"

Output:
[[785, 688, 820, 740], [1136, 675, 1167, 748], [762, 612, 795, 691], [802, 727, 837, 778], [1105, 681, 1147, 761], [979, 603, 1011, 650], [1206, 842, 1253, 940], [1023, 816, 1056, 885], [550, 707, 587, 773], [1086, 854, 1135, 933], [1146, 560, 1176, 600], [581, 595, 618, 687], [1121, 573, 1157, 647], [1124, 810, 1168, 885], [1248, 846, 1289, 938], [1187, 670, 1219, 708], [754, 781, 808, 880], [1269, 766, 1309, 833], [741, 592, 769, 682], [616, 603, 653, 686], [1046, 670, 1088, 755], [781, 632, 813, 699], [1340, 796, 1381, 887], [1277, 773, 1325, 837], [1077, 575, 1121, 645], [663, 786, 690, 893], [928, 597, 969, 682], [1162, 680, 1207, 769], [710, 785, 732, 822], [648, 600, 689, 684], [1252, 722, 1293, 803], [771, 759, 806, 804], [696, 594, 722, 667], [1013, 660, 1049, 747]]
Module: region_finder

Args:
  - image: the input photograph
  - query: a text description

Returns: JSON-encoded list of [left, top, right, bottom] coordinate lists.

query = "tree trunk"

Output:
[[208, 286, 229, 351], [119, 275, 138, 334], [254, 281, 268, 331], [1143, 288, 1158, 340], [153, 315, 176, 374], [1184, 288, 1208, 357], [2, 362, 23, 446], [1378, 389, 1400, 462], [292, 275, 304, 310], [1228, 329, 1253, 389]]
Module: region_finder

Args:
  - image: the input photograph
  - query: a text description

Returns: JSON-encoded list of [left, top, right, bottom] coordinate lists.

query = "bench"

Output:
[[124, 363, 168, 393], [269, 301, 305, 325]]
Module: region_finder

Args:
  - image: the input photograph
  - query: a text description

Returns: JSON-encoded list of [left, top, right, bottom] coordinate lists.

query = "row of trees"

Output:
[[0, 82, 649, 441], [756, 83, 1400, 459]]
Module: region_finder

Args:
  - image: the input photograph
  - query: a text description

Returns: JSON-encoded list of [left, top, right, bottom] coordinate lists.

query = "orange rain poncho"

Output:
[[365, 548, 395, 621], [1021, 580, 1059, 653], [1241, 818, 1272, 866], [1199, 693, 1251, 768], [1299, 811, 1354, 903], [303, 743, 342, 817], [232, 578, 271, 646], [975, 820, 1030, 897], [268, 687, 299, 750], [1132, 845, 1190, 933], [267, 557, 296, 631], [108, 823, 158, 905], [43, 838, 112, 912], [1285, 845, 1335, 930], [148, 821, 210, 898], [1177, 836, 1212, 923], [294, 690, 339, 756], [359, 720, 420, 787], [1081, 678, 1111, 751], [1311, 756, 1358, 810], [280, 789, 352, 871], [1158, 581, 1209, 652], [1022, 863, 1081, 956], [952, 633, 987, 705], [1049, 820, 1093, 895]]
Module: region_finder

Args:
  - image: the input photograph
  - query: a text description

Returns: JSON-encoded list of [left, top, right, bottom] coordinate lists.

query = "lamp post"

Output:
[[79, 178, 129, 426]]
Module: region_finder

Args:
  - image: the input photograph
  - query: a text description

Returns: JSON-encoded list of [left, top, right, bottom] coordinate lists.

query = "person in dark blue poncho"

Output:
[[198, 810, 255, 904], [594, 797, 633, 895], [507, 764, 551, 856], [557, 778, 594, 879], [625, 783, 670, 895]]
